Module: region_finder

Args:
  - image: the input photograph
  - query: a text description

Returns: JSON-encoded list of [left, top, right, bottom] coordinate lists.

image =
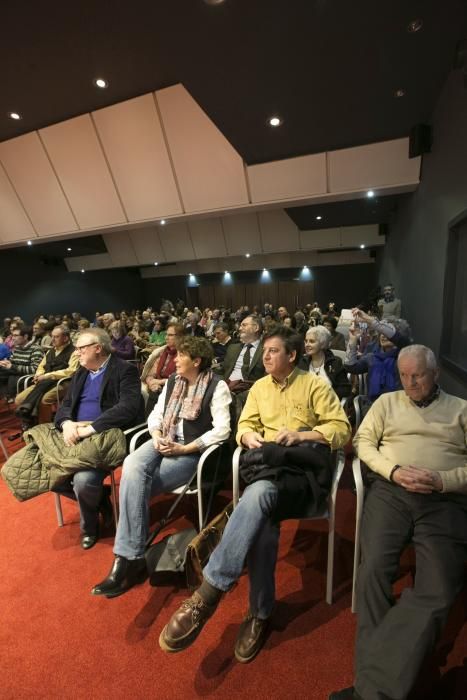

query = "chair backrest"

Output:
[[331, 349, 346, 361]]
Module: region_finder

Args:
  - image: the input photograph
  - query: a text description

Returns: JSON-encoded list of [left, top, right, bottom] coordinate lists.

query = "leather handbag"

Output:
[[185, 501, 233, 590]]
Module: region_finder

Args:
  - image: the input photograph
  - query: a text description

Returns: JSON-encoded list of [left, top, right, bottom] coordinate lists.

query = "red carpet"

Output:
[[1, 409, 466, 699]]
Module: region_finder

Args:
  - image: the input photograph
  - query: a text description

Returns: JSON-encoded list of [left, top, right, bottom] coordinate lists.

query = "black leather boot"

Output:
[[91, 556, 147, 598]]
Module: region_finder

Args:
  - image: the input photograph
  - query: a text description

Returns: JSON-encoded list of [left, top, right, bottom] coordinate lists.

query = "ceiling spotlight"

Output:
[[67, 247, 72, 252], [204, 0, 226, 5], [394, 88, 405, 98], [267, 116, 283, 127], [316, 215, 322, 220], [27, 240, 32, 246], [367, 190, 375, 198], [9, 112, 22, 120], [245, 253, 251, 258], [160, 219, 166, 225], [93, 78, 108, 89], [81, 269, 85, 273], [154, 262, 158, 266], [360, 244, 365, 249], [407, 18, 423, 33], [224, 270, 229, 274]]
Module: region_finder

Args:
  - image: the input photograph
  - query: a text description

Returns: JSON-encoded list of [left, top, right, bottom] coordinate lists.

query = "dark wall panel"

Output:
[[378, 71, 467, 398], [0, 251, 144, 322]]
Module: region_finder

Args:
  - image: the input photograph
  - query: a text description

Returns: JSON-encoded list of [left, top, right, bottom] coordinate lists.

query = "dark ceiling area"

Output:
[[286, 193, 412, 231], [2, 1, 467, 166], [20, 235, 107, 261]]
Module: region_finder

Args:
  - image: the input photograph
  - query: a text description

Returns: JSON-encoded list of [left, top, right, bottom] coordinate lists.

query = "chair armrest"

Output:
[[16, 374, 34, 393], [126, 424, 149, 452], [196, 443, 224, 530], [232, 445, 244, 507]]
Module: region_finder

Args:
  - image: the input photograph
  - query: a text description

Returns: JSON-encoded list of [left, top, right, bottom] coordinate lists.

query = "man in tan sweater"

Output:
[[331, 344, 467, 700]]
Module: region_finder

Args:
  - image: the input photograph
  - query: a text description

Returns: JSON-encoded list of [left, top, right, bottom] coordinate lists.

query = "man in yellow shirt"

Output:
[[160, 325, 350, 663]]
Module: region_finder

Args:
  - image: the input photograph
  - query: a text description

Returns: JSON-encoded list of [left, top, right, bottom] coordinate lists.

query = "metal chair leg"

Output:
[[54, 493, 64, 527]]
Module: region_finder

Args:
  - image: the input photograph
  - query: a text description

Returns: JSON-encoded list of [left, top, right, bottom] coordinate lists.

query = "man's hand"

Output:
[[392, 465, 443, 494], [35, 374, 48, 383], [0, 359, 12, 369], [241, 431, 265, 449], [76, 425, 95, 439], [62, 421, 81, 447], [275, 429, 302, 446]]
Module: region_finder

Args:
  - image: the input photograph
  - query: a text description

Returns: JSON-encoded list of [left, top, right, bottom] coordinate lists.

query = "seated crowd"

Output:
[[1, 283, 466, 700]]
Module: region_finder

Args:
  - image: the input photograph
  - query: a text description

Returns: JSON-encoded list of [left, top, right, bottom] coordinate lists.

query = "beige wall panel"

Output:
[[66, 253, 113, 272], [189, 218, 227, 258], [39, 115, 126, 229], [221, 213, 262, 255], [0, 133, 77, 236], [329, 138, 421, 193], [159, 222, 195, 262], [103, 231, 138, 267], [258, 210, 299, 252], [299, 227, 341, 250], [197, 258, 226, 274], [129, 227, 166, 265], [156, 84, 249, 212], [0, 165, 35, 242], [340, 224, 381, 247], [247, 153, 327, 203], [92, 95, 183, 221]]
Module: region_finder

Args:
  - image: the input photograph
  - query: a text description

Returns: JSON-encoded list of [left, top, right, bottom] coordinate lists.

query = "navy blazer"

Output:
[[55, 355, 144, 433]]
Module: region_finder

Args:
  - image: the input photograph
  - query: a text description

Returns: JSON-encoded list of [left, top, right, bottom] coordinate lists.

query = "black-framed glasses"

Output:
[[75, 342, 98, 353]]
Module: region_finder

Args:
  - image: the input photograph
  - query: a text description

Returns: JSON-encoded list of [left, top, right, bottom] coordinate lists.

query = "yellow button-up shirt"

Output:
[[237, 367, 351, 450]]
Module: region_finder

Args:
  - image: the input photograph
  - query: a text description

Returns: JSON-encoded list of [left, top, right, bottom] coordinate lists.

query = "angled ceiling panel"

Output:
[[221, 213, 262, 256], [340, 224, 381, 246], [0, 132, 78, 236], [258, 209, 299, 253], [299, 227, 341, 250], [128, 227, 166, 265], [189, 218, 227, 259], [66, 253, 113, 272], [39, 115, 127, 230], [247, 153, 327, 203], [92, 94, 183, 222], [103, 231, 138, 267], [329, 138, 421, 193], [156, 84, 249, 212], [0, 164, 35, 242], [158, 222, 195, 262]]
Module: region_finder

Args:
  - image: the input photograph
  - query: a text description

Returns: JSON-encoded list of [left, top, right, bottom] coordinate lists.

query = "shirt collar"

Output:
[[270, 365, 301, 388], [411, 384, 441, 408], [88, 354, 111, 376]]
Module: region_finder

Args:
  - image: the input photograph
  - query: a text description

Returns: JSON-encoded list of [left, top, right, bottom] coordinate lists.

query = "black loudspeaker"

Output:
[[409, 124, 432, 158]]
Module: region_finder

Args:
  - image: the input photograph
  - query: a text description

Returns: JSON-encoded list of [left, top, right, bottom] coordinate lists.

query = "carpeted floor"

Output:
[[1, 406, 466, 700]]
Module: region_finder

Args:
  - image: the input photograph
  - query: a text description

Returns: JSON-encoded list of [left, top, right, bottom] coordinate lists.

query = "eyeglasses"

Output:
[[75, 342, 98, 353]]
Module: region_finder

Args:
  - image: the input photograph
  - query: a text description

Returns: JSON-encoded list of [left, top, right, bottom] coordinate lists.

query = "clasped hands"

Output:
[[62, 421, 95, 446], [152, 433, 186, 456], [242, 428, 326, 449], [392, 465, 443, 494]]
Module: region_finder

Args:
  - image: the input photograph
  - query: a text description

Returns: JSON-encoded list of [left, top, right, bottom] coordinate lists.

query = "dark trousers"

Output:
[[355, 478, 467, 700], [52, 469, 108, 535], [0, 367, 20, 397]]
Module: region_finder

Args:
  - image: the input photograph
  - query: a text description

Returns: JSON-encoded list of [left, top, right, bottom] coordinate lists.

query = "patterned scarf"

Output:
[[162, 369, 213, 441], [155, 346, 177, 379]]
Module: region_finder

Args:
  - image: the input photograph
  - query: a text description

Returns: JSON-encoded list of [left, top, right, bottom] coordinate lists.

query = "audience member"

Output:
[[211, 322, 236, 366], [141, 323, 184, 416], [159, 326, 350, 661], [377, 283, 402, 319], [0, 326, 43, 400], [322, 317, 346, 351], [53, 328, 144, 549], [148, 317, 167, 347], [330, 345, 467, 700], [109, 320, 135, 361], [91, 336, 231, 598], [302, 326, 351, 400], [217, 315, 265, 395]]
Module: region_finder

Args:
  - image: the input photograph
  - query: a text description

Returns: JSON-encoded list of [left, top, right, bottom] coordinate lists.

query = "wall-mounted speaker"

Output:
[[409, 124, 432, 158]]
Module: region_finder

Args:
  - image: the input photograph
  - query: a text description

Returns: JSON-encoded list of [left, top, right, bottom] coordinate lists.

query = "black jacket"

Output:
[[300, 350, 351, 400], [55, 355, 144, 433]]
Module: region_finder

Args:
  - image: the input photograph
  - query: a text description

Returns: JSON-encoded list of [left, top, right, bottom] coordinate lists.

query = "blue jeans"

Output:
[[52, 469, 108, 535], [203, 479, 280, 619], [114, 438, 199, 559]]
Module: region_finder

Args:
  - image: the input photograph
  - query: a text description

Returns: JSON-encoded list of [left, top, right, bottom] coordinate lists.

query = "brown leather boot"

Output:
[[159, 591, 218, 653]]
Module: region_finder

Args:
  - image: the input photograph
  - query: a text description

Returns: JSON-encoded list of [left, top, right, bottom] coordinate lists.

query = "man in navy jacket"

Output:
[[54, 328, 144, 549]]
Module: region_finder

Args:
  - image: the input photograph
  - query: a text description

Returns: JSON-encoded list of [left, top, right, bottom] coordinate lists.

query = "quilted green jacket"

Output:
[[1, 423, 126, 501]]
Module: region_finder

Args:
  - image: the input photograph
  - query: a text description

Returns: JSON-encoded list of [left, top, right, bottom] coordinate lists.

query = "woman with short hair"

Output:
[[302, 326, 351, 400]]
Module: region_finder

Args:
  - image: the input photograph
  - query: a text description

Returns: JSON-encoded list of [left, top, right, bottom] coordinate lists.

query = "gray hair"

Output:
[[78, 328, 112, 355], [306, 325, 331, 350], [384, 316, 412, 341], [398, 344, 437, 370], [53, 325, 71, 338]]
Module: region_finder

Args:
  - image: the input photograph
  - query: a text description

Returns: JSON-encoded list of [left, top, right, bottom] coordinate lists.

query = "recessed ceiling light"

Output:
[[67, 247, 72, 252], [27, 240, 32, 246], [316, 215, 322, 220], [9, 112, 22, 120], [81, 269, 85, 273], [407, 18, 423, 33], [204, 0, 226, 5], [160, 219, 166, 225], [394, 88, 405, 98], [154, 262, 158, 266], [360, 244, 365, 249], [367, 190, 375, 198], [93, 78, 108, 89], [245, 253, 251, 258], [267, 116, 283, 127]]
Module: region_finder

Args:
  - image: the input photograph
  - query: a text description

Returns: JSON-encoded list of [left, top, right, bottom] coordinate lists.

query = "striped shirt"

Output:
[[10, 342, 44, 375]]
